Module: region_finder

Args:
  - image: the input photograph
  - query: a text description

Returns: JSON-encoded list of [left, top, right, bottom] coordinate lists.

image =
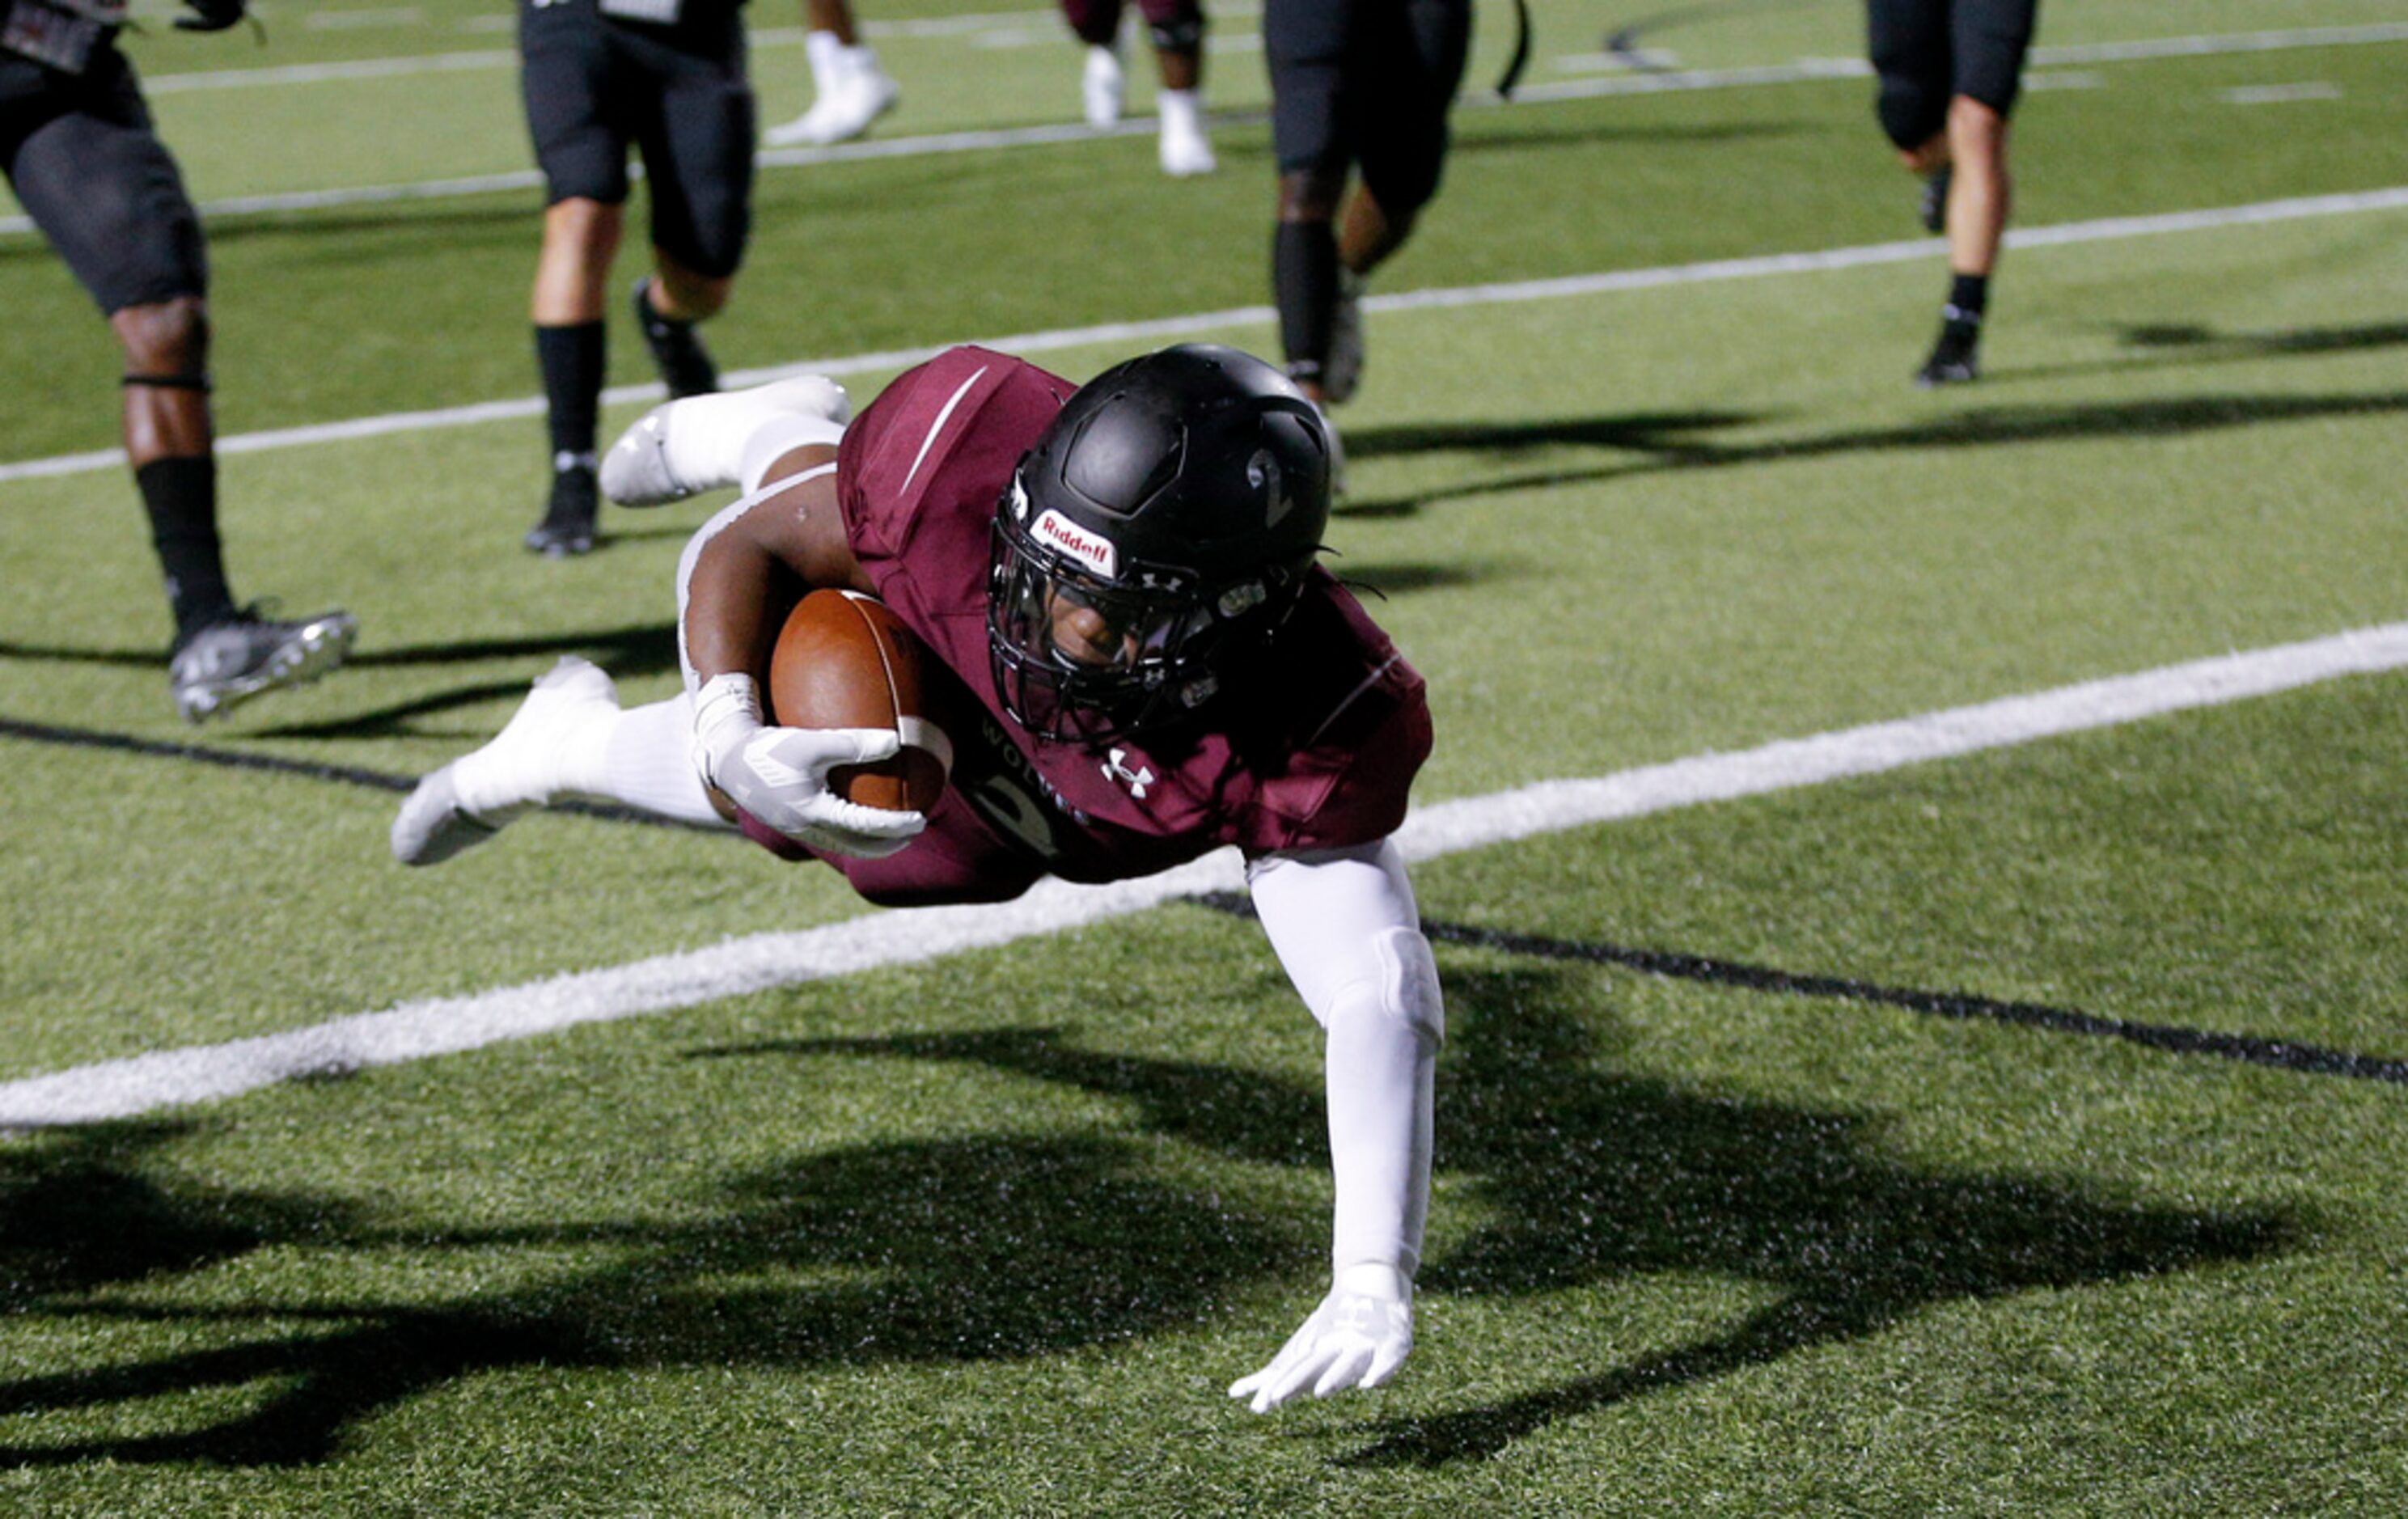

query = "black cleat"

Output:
[[1919, 164, 1952, 234], [168, 603, 357, 723], [1915, 320, 1982, 387], [631, 277, 718, 399], [525, 455, 598, 556]]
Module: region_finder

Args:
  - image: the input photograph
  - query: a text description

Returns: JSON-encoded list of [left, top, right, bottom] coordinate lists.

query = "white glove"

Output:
[[1229, 1263, 1413, 1414], [692, 673, 925, 859]]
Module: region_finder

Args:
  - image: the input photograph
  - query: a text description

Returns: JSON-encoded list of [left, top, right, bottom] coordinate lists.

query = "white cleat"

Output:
[[390, 764, 520, 868], [1082, 44, 1124, 129], [599, 402, 692, 507], [390, 657, 619, 865], [764, 52, 898, 147], [601, 375, 852, 506], [1156, 89, 1215, 176]]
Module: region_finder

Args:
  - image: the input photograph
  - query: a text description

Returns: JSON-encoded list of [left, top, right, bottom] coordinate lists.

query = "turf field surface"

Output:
[[3, 2, 2405, 1511]]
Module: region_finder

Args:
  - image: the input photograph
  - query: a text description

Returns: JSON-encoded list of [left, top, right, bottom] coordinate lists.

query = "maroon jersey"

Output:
[[770, 345, 1431, 907]]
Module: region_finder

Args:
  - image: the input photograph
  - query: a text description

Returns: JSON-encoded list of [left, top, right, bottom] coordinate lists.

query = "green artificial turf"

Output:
[[2, 5, 2406, 1512]]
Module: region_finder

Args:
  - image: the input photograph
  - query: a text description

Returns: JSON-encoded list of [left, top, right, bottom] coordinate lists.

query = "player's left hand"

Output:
[[1228, 1263, 1413, 1413], [174, 0, 248, 31]]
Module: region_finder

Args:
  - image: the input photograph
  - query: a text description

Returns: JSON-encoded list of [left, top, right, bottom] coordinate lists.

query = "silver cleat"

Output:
[[169, 605, 357, 723]]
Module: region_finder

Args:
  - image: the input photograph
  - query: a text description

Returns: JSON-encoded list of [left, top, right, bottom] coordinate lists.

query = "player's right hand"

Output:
[[1228, 1263, 1414, 1414], [692, 674, 925, 859]]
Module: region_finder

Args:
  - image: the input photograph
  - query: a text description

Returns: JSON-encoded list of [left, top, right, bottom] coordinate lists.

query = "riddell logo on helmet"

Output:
[[1034, 510, 1118, 578]]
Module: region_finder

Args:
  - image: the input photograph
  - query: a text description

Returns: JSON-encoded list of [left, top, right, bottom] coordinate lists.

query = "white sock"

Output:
[[590, 693, 730, 827], [658, 377, 850, 495], [843, 42, 884, 83], [738, 412, 845, 494], [455, 679, 728, 829], [1158, 87, 1203, 135], [804, 29, 844, 91], [451, 660, 624, 817]]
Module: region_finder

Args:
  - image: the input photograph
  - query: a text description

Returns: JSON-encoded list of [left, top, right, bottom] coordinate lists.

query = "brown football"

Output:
[[764, 589, 951, 814]]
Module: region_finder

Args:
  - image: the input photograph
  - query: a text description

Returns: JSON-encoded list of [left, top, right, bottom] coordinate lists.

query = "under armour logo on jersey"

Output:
[[1101, 747, 1154, 798], [1249, 448, 1293, 526]]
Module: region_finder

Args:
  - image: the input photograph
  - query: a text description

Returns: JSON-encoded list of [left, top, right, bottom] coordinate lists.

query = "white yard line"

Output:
[[5, 620, 2403, 1129], [2029, 23, 2408, 64], [7, 183, 2405, 487]]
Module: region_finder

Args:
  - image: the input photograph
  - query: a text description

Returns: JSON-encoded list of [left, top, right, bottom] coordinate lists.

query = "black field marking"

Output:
[[0, 714, 711, 832], [1188, 893, 2408, 1085]]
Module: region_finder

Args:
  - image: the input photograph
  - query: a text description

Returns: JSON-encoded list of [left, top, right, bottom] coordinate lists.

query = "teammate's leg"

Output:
[[527, 195, 624, 554], [521, 2, 636, 553], [1136, 0, 1212, 176], [112, 297, 227, 638], [1318, 0, 1469, 407], [632, 253, 729, 402], [1914, 93, 2008, 385], [10, 53, 352, 718], [1868, 0, 1954, 231], [1064, 0, 1128, 127], [1263, 0, 1353, 410], [764, 0, 897, 147], [630, 18, 755, 403], [1915, 0, 2033, 385]]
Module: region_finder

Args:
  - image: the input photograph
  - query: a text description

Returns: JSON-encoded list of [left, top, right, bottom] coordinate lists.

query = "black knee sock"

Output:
[[1273, 220, 1340, 386], [535, 320, 607, 464], [136, 455, 235, 645], [1945, 273, 1989, 329]]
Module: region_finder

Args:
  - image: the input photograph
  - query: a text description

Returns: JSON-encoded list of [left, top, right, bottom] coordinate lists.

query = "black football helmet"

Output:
[[988, 344, 1334, 743]]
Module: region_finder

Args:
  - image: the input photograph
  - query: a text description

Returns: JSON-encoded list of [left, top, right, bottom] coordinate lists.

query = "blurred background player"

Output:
[[1265, 0, 1471, 476], [1868, 0, 2038, 386], [2, 0, 356, 721], [394, 348, 1441, 1411], [1063, 0, 1214, 177], [519, 0, 758, 556], [762, 0, 897, 147]]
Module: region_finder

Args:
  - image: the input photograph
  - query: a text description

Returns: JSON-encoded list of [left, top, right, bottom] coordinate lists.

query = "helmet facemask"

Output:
[[988, 491, 1297, 744]]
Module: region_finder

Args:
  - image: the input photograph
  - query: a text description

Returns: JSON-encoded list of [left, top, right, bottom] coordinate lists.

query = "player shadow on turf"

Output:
[[1988, 319, 2408, 387], [0, 1121, 371, 1310], [723, 965, 2298, 1470], [1446, 119, 1805, 158], [235, 624, 688, 739], [1326, 561, 1490, 599], [1342, 962, 2299, 1466], [1333, 409, 1766, 518], [0, 1120, 1299, 1468], [0, 964, 2296, 1470], [1336, 391, 2408, 518], [1344, 410, 1762, 463], [2118, 319, 2408, 358]]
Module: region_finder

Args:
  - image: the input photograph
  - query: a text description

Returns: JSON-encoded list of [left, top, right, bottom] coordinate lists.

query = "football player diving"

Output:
[[392, 345, 1442, 1413]]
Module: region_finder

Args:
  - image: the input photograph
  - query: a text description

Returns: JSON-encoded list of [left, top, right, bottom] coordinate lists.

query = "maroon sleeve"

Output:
[[1231, 581, 1433, 855]]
